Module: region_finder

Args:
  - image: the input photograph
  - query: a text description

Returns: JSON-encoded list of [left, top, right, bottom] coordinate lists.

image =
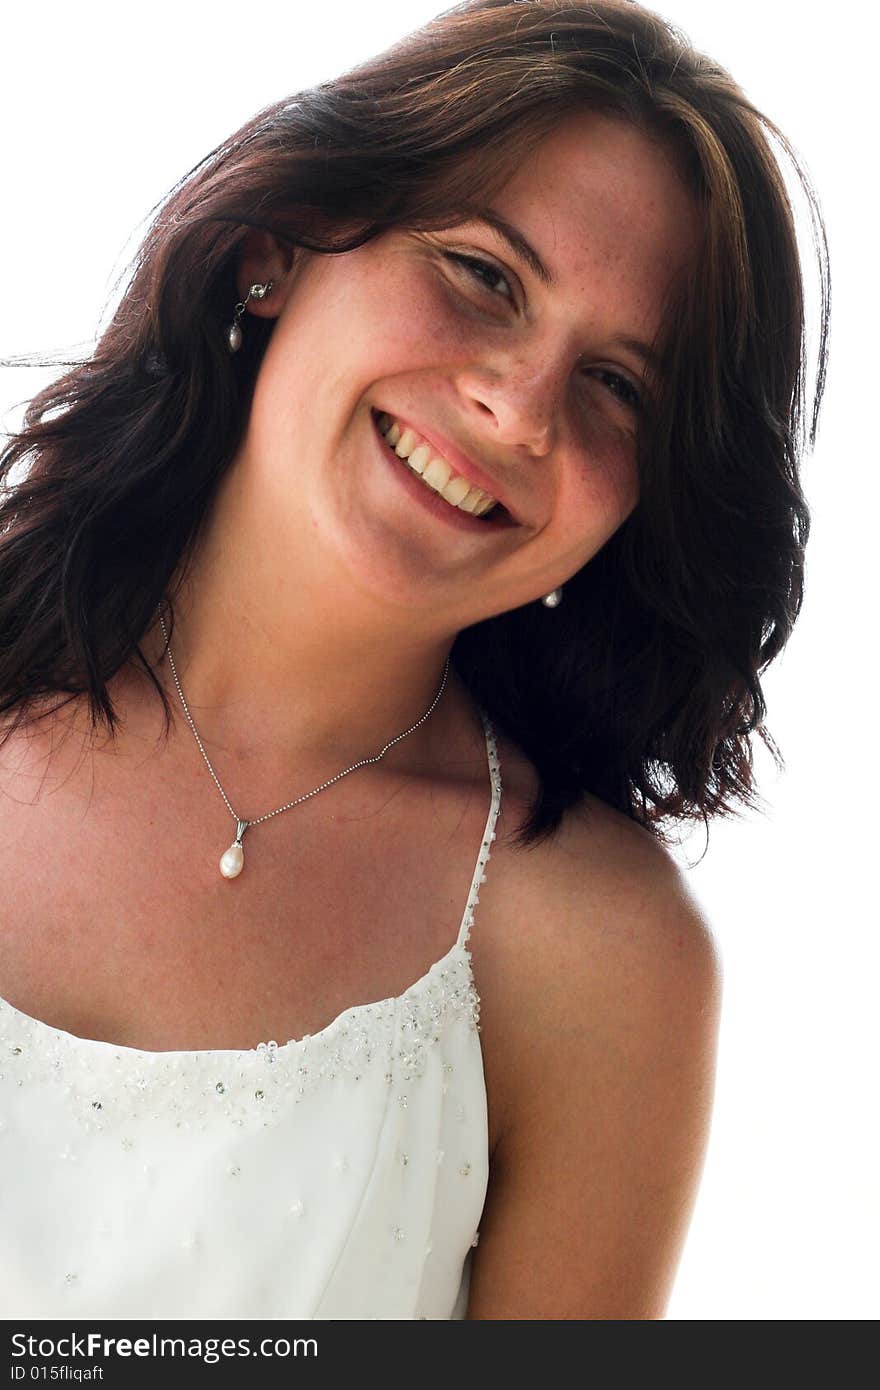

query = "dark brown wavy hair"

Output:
[[0, 0, 829, 853]]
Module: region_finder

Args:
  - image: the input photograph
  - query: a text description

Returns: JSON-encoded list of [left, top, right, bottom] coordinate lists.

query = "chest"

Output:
[[0, 724, 520, 1155]]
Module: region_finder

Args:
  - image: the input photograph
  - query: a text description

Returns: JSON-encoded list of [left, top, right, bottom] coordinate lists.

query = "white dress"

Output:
[[0, 710, 502, 1320]]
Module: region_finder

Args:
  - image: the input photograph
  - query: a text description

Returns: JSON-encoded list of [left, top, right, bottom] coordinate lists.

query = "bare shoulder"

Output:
[[535, 791, 720, 1003], [483, 784, 721, 1068], [529, 792, 723, 1105], [470, 783, 723, 1320]]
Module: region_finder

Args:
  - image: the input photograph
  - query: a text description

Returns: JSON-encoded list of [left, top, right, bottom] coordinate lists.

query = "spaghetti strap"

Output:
[[455, 705, 503, 951]]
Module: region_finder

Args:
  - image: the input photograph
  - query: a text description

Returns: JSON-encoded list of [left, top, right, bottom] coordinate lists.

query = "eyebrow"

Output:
[[471, 206, 555, 287], [612, 335, 662, 374], [463, 206, 662, 375]]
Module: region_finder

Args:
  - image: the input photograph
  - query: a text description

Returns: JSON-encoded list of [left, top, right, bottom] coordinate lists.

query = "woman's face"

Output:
[[242, 109, 698, 627]]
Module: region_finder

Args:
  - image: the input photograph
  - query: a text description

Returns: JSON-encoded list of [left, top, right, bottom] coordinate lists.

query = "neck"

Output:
[[137, 611, 457, 791], [126, 467, 473, 800], [112, 433, 492, 811], [150, 595, 452, 766]]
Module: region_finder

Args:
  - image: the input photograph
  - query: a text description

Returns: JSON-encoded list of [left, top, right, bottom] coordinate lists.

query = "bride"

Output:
[[0, 0, 827, 1319]]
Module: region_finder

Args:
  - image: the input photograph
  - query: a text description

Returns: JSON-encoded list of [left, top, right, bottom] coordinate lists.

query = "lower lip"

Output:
[[370, 411, 515, 533]]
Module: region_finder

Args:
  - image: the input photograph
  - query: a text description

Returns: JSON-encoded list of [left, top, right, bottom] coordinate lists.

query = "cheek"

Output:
[[562, 438, 640, 546], [605, 447, 640, 519], [357, 263, 476, 363]]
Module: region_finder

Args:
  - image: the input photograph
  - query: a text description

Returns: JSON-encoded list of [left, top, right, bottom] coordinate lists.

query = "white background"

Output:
[[1, 1, 875, 1320]]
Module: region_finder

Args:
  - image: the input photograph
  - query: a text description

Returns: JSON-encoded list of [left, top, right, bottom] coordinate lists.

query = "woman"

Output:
[[0, 0, 828, 1319]]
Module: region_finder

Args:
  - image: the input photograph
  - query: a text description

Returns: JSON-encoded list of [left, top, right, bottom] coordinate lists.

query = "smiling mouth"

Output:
[[371, 409, 516, 528]]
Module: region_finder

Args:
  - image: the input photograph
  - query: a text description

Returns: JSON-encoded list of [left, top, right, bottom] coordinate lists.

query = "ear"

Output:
[[234, 230, 299, 319]]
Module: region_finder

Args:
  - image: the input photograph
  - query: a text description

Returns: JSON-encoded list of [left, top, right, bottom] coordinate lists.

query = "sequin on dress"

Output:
[[0, 709, 502, 1319]]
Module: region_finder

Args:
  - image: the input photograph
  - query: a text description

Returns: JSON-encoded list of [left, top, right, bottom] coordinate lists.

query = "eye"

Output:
[[586, 368, 642, 412], [442, 251, 515, 301], [443, 250, 642, 412]]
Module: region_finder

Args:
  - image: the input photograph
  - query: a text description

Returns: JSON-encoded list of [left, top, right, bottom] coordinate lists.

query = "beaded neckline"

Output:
[[0, 939, 473, 1064], [0, 708, 502, 1067], [0, 944, 485, 1136]]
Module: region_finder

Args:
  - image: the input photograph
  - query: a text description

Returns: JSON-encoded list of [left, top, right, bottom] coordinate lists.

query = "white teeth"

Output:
[[377, 413, 499, 519], [440, 476, 472, 506], [422, 456, 453, 490], [394, 428, 419, 459], [457, 490, 483, 514], [407, 444, 432, 475]]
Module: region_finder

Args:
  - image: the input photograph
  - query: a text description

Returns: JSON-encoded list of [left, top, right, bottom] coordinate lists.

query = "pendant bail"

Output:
[[235, 818, 250, 845]]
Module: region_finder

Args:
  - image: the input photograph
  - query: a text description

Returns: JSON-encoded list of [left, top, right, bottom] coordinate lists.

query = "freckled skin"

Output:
[[241, 109, 699, 628]]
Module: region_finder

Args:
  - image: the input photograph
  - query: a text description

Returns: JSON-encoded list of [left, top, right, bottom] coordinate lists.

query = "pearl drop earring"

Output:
[[226, 281, 275, 353], [540, 587, 563, 608]]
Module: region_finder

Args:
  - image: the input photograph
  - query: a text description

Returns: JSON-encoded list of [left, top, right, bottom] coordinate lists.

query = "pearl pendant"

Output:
[[220, 844, 243, 878], [220, 819, 250, 879], [227, 323, 242, 353]]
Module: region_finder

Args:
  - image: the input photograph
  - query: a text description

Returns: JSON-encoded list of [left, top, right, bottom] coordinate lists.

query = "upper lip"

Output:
[[373, 409, 520, 523]]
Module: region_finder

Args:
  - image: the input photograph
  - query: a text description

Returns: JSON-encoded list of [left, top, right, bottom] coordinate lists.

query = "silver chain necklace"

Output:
[[156, 603, 451, 880]]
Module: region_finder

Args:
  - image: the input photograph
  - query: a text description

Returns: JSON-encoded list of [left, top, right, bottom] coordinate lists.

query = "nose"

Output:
[[455, 349, 568, 457]]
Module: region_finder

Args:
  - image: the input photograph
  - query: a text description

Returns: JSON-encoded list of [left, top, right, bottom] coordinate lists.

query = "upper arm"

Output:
[[466, 811, 723, 1320]]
